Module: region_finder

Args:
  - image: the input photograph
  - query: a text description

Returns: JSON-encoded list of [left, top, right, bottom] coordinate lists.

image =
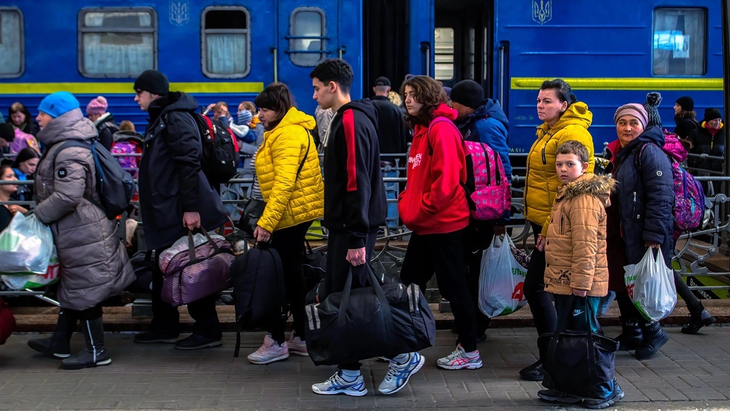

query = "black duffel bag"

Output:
[[305, 266, 436, 366], [538, 296, 619, 399]]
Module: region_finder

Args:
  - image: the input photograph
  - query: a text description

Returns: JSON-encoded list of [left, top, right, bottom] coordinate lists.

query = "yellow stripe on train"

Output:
[[511, 77, 723, 91], [0, 82, 265, 95]]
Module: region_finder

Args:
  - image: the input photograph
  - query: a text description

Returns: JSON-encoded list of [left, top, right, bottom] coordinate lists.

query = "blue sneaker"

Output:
[[312, 371, 367, 397], [378, 352, 425, 395]]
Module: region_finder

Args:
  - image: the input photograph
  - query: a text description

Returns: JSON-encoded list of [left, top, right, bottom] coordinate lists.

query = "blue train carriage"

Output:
[[500, 0, 724, 153], [0, 0, 364, 130]]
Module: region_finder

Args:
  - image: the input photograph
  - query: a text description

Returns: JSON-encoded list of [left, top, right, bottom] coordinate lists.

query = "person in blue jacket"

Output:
[[449, 79, 512, 346], [607, 103, 674, 360]]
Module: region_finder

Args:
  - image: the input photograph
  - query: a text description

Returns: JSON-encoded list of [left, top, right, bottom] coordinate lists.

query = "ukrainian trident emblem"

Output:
[[532, 0, 552, 25], [169, 1, 189, 26]]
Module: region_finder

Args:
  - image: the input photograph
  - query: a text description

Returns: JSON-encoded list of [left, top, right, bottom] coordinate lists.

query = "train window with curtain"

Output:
[[434, 27, 454, 80], [0, 8, 23, 78], [78, 8, 156, 78], [289, 7, 326, 66], [202, 7, 250, 78], [653, 8, 707, 76]]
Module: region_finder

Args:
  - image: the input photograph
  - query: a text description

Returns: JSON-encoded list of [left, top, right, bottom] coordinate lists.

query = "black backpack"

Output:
[[187, 113, 239, 185], [230, 246, 285, 357], [50, 140, 136, 219]]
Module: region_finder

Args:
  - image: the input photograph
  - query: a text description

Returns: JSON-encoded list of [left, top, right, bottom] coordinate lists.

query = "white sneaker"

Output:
[[286, 331, 308, 357], [436, 344, 482, 370], [247, 334, 289, 365], [312, 371, 367, 397], [378, 352, 425, 395]]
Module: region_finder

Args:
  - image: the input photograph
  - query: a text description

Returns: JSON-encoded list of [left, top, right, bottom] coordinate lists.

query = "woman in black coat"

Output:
[[606, 104, 674, 360]]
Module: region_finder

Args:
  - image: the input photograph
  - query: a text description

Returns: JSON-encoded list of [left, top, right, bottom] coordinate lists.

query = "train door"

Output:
[[433, 0, 492, 92], [275, 0, 363, 115]]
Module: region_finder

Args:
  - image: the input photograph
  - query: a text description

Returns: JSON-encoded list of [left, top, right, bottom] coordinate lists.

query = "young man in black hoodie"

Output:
[[309, 59, 424, 397], [131, 69, 228, 351]]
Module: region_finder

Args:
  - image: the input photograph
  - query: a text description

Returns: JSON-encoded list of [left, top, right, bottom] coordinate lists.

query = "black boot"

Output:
[[681, 307, 716, 335], [634, 321, 669, 360], [616, 316, 642, 351], [61, 316, 111, 370], [28, 309, 76, 359]]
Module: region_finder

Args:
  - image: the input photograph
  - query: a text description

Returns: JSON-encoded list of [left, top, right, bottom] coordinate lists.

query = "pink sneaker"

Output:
[[247, 334, 289, 365], [287, 331, 308, 357]]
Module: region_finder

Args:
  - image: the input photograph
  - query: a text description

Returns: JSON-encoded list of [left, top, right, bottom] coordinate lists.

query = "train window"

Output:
[[202, 7, 250, 78], [653, 8, 707, 76], [0, 8, 23, 78], [78, 8, 157, 78], [434, 28, 454, 80], [289, 8, 326, 66]]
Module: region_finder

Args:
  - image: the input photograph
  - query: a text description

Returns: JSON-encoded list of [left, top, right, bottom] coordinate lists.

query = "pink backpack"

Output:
[[428, 117, 511, 221]]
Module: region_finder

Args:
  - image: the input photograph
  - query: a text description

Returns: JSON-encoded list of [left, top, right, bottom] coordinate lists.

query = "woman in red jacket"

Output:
[[398, 75, 481, 370]]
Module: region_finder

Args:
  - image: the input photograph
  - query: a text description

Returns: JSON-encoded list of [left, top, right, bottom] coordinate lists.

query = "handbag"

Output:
[[160, 230, 235, 307], [237, 134, 311, 236], [0, 297, 16, 345], [538, 296, 619, 399], [305, 266, 436, 366]]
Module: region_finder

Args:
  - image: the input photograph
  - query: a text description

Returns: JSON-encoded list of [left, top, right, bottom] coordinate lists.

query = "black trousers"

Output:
[[464, 223, 495, 337], [523, 222, 557, 337], [150, 247, 221, 339], [401, 228, 478, 352], [325, 229, 378, 371], [266, 220, 312, 344], [63, 303, 103, 321]]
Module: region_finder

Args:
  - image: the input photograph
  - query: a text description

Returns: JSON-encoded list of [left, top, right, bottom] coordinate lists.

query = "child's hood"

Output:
[[558, 173, 616, 208]]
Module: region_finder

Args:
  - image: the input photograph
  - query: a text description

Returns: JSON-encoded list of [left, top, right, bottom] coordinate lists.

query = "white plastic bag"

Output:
[[478, 235, 528, 318], [0, 213, 54, 274], [2, 247, 60, 289], [623, 248, 677, 322]]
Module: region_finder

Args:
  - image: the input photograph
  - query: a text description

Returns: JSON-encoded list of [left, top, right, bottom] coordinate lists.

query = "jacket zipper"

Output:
[[632, 191, 638, 219]]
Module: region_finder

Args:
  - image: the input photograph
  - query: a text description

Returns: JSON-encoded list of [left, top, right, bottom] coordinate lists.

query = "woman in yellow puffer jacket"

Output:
[[247, 83, 324, 365], [519, 79, 595, 382]]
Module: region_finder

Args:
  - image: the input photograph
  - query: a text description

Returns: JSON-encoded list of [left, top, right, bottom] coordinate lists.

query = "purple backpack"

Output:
[[111, 140, 142, 178], [428, 117, 511, 221], [636, 143, 705, 232]]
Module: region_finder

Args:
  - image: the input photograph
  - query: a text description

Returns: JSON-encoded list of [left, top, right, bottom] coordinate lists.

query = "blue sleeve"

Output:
[[476, 118, 512, 178]]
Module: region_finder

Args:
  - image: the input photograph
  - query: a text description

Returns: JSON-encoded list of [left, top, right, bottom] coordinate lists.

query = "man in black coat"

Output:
[[132, 69, 228, 350]]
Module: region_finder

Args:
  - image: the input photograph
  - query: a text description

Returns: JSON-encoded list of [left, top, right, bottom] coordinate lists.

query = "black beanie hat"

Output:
[[702, 108, 722, 123], [450, 80, 484, 110], [0, 122, 14, 142], [676, 96, 694, 112], [643, 92, 662, 128], [134, 70, 169, 96]]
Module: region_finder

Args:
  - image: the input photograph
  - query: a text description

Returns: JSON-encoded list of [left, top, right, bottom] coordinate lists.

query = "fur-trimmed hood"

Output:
[[557, 173, 616, 207]]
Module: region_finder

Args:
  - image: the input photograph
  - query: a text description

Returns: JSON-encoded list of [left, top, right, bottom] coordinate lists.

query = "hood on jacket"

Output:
[[36, 108, 97, 146], [537, 101, 593, 134], [477, 99, 509, 128], [93, 112, 114, 127], [614, 125, 665, 164], [275, 106, 316, 132], [340, 99, 379, 126], [148, 91, 199, 122], [432, 103, 458, 121], [557, 173, 616, 208], [112, 130, 144, 144]]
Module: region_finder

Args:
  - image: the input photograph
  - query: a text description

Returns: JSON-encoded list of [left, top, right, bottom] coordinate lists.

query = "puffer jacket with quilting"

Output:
[[543, 174, 615, 297], [524, 102, 596, 227], [255, 107, 324, 232], [34, 108, 134, 311]]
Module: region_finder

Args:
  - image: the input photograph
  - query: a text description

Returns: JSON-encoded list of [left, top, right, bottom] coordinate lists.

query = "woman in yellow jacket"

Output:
[[520, 79, 595, 382], [247, 83, 324, 365]]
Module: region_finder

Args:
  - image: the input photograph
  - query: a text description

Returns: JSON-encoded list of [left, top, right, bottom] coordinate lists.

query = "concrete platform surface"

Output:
[[1, 326, 729, 410]]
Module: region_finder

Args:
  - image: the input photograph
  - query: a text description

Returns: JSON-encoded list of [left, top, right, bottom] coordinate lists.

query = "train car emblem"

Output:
[[532, 0, 552, 25], [169, 1, 189, 26]]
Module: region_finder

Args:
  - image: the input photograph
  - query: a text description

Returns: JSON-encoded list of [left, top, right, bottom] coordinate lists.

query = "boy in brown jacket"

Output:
[[535, 140, 622, 408]]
